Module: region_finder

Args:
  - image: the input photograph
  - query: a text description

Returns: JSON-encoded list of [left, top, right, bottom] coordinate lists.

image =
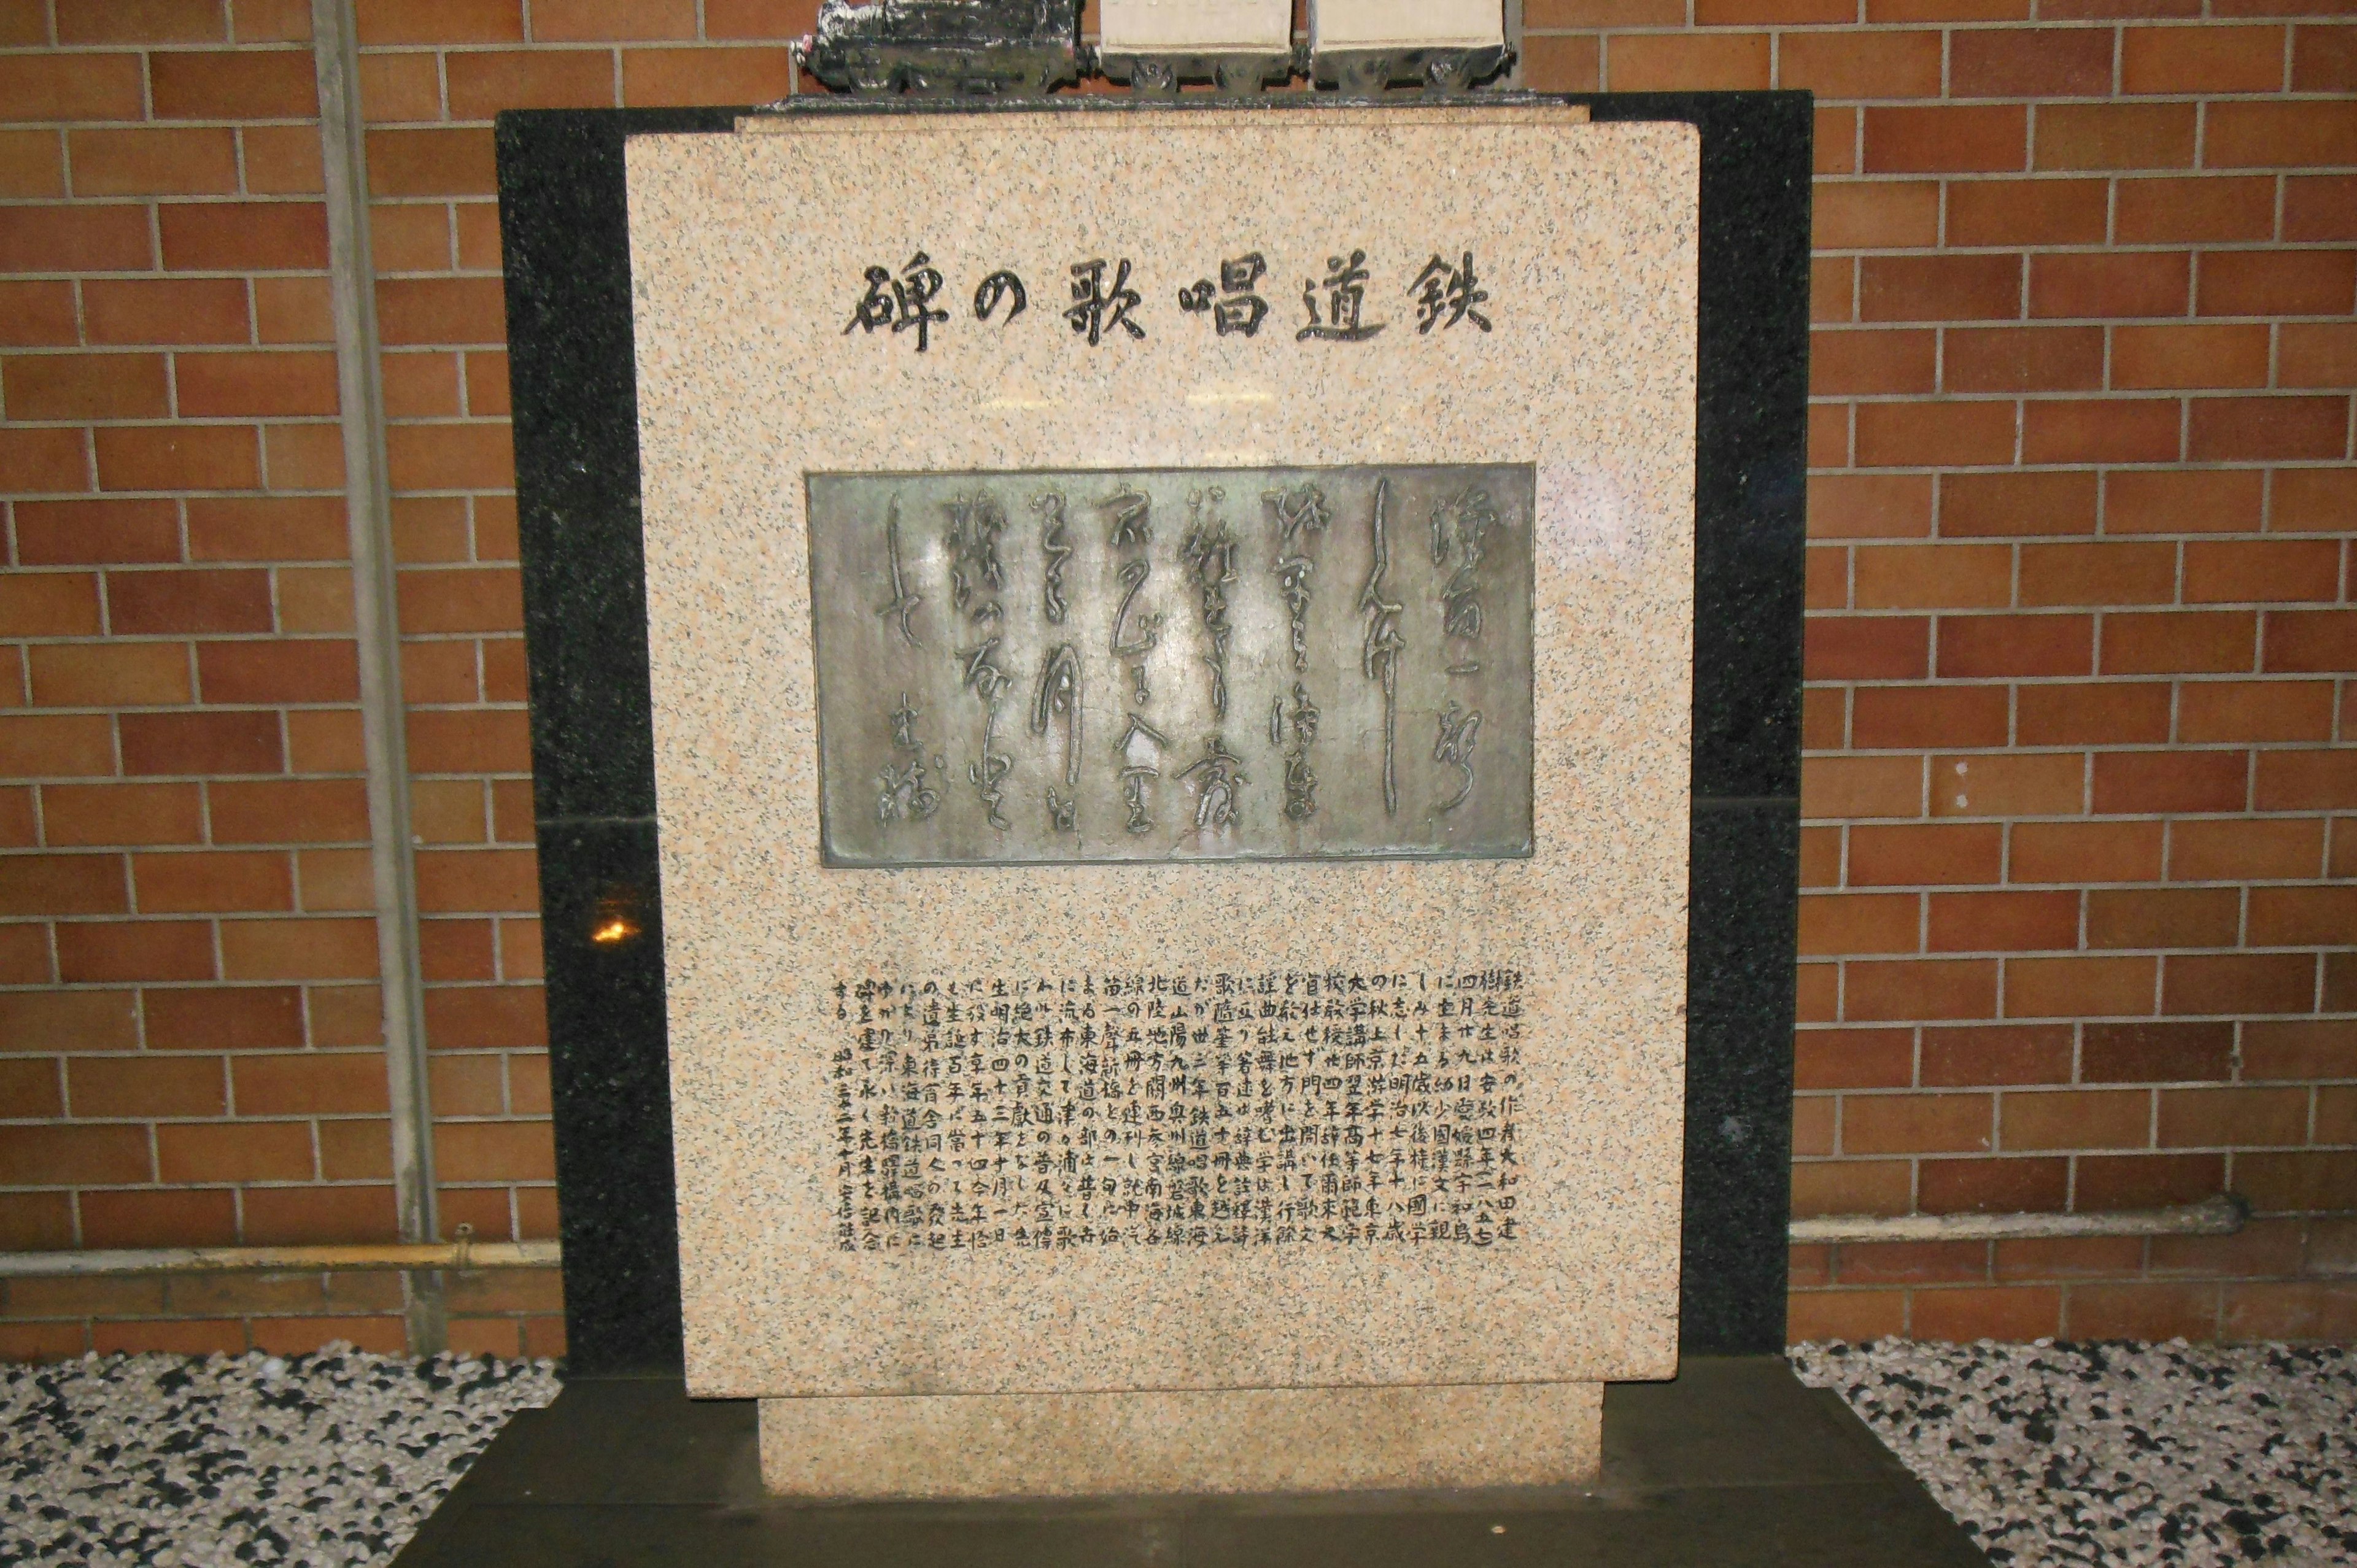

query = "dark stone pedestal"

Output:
[[392, 1358, 1989, 1567]]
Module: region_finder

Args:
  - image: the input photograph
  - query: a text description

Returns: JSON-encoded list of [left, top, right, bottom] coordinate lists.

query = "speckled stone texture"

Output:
[[624, 110, 1697, 1494], [757, 1381, 1602, 1499]]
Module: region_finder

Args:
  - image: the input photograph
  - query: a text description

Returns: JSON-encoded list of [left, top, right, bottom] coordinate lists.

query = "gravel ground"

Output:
[[4, 1339, 2351, 1565], [0, 1345, 559, 1567], [1792, 1339, 2357, 1567]]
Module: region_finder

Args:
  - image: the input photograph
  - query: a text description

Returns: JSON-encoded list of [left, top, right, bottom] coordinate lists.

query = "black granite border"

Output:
[[497, 93, 1807, 1372]]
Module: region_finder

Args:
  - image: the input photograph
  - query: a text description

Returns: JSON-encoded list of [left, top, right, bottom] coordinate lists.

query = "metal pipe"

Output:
[[1789, 1194, 2248, 1246], [0, 1240, 558, 1280], [310, 0, 443, 1354]]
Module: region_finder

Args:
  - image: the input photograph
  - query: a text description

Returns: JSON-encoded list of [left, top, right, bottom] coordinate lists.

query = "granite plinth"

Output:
[[387, 1359, 1992, 1567], [625, 110, 1700, 1435], [758, 1381, 1600, 1497]]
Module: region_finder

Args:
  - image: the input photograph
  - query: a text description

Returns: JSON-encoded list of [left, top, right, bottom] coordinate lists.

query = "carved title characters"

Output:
[[842, 250, 1490, 352]]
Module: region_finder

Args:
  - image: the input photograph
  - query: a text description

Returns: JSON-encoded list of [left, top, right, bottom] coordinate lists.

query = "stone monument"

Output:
[[621, 109, 1699, 1496]]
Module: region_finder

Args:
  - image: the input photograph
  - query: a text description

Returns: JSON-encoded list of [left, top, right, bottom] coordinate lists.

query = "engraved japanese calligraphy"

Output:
[[831, 968, 1526, 1253], [807, 465, 1535, 865]]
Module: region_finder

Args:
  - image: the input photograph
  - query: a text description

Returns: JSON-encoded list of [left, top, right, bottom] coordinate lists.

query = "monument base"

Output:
[[756, 1383, 1603, 1499]]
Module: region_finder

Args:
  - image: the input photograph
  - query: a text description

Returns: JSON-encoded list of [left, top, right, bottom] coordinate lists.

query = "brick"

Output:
[[55, 0, 223, 41], [3, 353, 170, 421], [2200, 250, 2357, 316], [208, 779, 371, 843], [422, 984, 546, 1048], [2168, 817, 2324, 880], [380, 353, 460, 419], [1801, 892, 1921, 955], [158, 203, 329, 271], [29, 643, 193, 708], [1860, 254, 2022, 322], [2224, 1282, 2357, 1342], [2122, 23, 2288, 91], [401, 641, 479, 705], [1919, 1165, 2059, 1224], [298, 847, 375, 913], [67, 1054, 226, 1118], [2282, 323, 2357, 388], [58, 919, 217, 983], [374, 278, 509, 346], [1851, 686, 2010, 749], [1865, 106, 2027, 173], [1803, 755, 1923, 820], [93, 1322, 249, 1358], [2038, 103, 2199, 172], [83, 279, 252, 346], [1778, 31, 1940, 98], [1784, 1287, 1907, 1340], [354, 0, 522, 44], [1953, 26, 2115, 95], [1938, 614, 2091, 678], [242, 125, 325, 195], [2100, 611, 2257, 674], [149, 48, 317, 119], [0, 279, 75, 346], [407, 708, 531, 773], [157, 1119, 313, 1183], [1913, 1284, 2069, 1339], [0, 1122, 152, 1186], [0, 990, 136, 1051], [2091, 749, 2250, 814], [80, 1189, 238, 1248], [2162, 951, 2317, 1014], [241, 1186, 400, 1245], [2032, 255, 2192, 323], [0, 204, 151, 274], [1855, 543, 2014, 609], [1993, 1235, 2143, 1280], [0, 53, 144, 120], [2294, 22, 2357, 88], [1836, 1238, 1993, 1286], [134, 850, 293, 913], [433, 1119, 555, 1181], [143, 984, 303, 1050], [418, 917, 494, 979], [365, 128, 498, 198], [219, 916, 377, 980], [1812, 329, 1935, 395], [1845, 959, 2001, 1021], [317, 1118, 391, 1178], [175, 351, 340, 418], [2190, 396, 2350, 463], [2085, 886, 2240, 948], [187, 496, 349, 562], [0, 925, 52, 983], [1812, 185, 1939, 255], [2160, 1086, 2310, 1148], [118, 711, 281, 777], [1945, 179, 2107, 250], [621, 47, 796, 106], [1922, 1023, 2074, 1086], [2249, 883, 2357, 944], [454, 204, 503, 271], [2104, 468, 2263, 535], [2020, 541, 2175, 606], [2181, 679, 2336, 741], [1939, 471, 2096, 539], [1844, 1091, 1995, 1154], [1929, 890, 2081, 952], [705, 0, 823, 34], [362, 54, 444, 124], [1519, 34, 1599, 91], [2115, 176, 2279, 244], [1930, 753, 2086, 816], [383, 422, 514, 491], [261, 423, 345, 490], [0, 853, 126, 916], [2286, 176, 2357, 241], [0, 573, 101, 637], [254, 276, 333, 343], [2256, 749, 2357, 809], [2323, 1087, 2357, 1145], [0, 714, 115, 778], [2236, 1152, 2357, 1214], [2005, 954, 2156, 1018], [93, 427, 260, 493], [67, 128, 240, 198], [231, 1052, 390, 1116], [395, 568, 524, 635], [1809, 474, 1932, 540], [285, 710, 363, 771], [0, 428, 90, 495], [195, 640, 358, 704], [2067, 1283, 2218, 1340], [1854, 401, 2017, 466], [2266, 609, 2357, 672], [1805, 617, 1929, 680], [430, 1051, 506, 1116], [2113, 324, 2271, 391], [1810, 404, 1849, 467], [2205, 101, 2357, 168], [107, 567, 275, 635], [1797, 1027, 1915, 1090], [1946, 326, 2105, 395], [2150, 1219, 2310, 1282]]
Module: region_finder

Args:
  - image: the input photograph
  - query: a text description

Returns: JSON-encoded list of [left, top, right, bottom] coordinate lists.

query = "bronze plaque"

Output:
[[808, 465, 1534, 865]]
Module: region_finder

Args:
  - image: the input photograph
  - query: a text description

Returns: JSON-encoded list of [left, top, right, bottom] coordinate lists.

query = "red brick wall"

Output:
[[2, 0, 2351, 1357]]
